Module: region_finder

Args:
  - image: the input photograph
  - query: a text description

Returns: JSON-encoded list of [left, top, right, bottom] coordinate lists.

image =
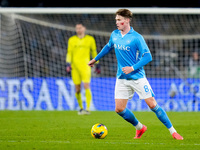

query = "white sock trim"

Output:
[[135, 122, 143, 130], [169, 126, 177, 135]]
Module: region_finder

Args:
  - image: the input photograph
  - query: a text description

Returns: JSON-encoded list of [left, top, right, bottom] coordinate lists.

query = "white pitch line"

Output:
[[0, 140, 70, 144], [104, 141, 200, 146], [0, 140, 200, 146]]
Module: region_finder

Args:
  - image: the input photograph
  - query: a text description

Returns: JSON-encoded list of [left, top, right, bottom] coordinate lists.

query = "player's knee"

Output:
[[115, 107, 125, 113], [145, 97, 157, 109], [75, 88, 81, 93], [83, 83, 90, 89], [148, 102, 157, 109], [149, 104, 157, 109]]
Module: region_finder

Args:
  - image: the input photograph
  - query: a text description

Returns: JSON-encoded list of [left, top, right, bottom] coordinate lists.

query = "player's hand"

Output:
[[66, 63, 71, 73], [88, 59, 96, 67], [122, 66, 134, 74], [95, 63, 101, 74]]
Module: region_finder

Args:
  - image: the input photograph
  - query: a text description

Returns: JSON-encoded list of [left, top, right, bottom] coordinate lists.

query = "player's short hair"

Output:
[[75, 22, 86, 27], [116, 9, 133, 20]]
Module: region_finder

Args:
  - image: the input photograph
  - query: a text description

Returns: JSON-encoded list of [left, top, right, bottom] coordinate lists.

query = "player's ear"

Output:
[[125, 17, 130, 23], [82, 24, 86, 30]]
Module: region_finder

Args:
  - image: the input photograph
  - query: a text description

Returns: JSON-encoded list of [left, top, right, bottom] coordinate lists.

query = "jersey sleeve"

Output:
[[107, 32, 114, 48], [66, 38, 72, 63], [136, 35, 150, 55], [90, 36, 98, 59], [132, 35, 152, 70]]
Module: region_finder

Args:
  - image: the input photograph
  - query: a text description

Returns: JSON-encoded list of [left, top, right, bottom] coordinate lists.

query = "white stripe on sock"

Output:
[[135, 122, 143, 130], [169, 126, 177, 135]]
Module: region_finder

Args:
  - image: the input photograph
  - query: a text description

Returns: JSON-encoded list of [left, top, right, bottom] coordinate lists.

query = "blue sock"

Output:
[[117, 108, 139, 126], [151, 104, 172, 129]]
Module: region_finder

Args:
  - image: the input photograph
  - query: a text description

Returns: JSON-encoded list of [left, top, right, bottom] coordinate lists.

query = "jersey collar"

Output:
[[118, 27, 134, 37], [128, 27, 134, 33], [118, 27, 134, 35]]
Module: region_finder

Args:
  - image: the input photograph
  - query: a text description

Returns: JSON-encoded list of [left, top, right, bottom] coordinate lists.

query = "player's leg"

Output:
[[134, 77, 183, 139], [75, 84, 85, 115], [75, 84, 83, 109], [145, 97, 183, 140], [83, 82, 92, 112], [80, 66, 92, 114], [115, 98, 147, 139], [145, 97, 173, 128], [115, 99, 142, 128], [71, 68, 83, 114], [145, 97, 184, 140], [115, 79, 146, 138], [134, 77, 173, 129]]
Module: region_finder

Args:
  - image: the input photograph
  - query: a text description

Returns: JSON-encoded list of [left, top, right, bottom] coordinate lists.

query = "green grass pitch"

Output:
[[0, 111, 200, 150]]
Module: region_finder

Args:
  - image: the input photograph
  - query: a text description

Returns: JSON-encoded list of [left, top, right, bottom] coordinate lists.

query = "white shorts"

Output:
[[115, 78, 155, 100]]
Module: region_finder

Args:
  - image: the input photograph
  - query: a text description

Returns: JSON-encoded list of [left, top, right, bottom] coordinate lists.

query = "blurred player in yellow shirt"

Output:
[[66, 23, 100, 115]]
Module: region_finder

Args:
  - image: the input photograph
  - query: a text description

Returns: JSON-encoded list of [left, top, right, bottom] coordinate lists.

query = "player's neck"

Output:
[[77, 33, 85, 39], [121, 26, 131, 36]]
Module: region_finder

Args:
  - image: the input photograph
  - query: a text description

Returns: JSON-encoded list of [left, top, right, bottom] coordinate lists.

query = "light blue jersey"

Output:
[[95, 27, 152, 80]]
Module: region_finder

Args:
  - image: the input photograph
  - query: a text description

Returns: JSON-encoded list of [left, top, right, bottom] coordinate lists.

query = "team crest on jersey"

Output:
[[126, 40, 131, 44]]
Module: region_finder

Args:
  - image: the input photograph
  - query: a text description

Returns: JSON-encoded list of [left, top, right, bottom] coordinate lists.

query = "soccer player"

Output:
[[66, 23, 100, 115], [88, 9, 183, 140]]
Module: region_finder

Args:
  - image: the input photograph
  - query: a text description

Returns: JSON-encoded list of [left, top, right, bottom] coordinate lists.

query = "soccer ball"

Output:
[[91, 123, 108, 139]]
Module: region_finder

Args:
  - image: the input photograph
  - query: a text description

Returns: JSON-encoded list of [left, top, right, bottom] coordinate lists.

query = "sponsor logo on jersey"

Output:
[[114, 44, 130, 51]]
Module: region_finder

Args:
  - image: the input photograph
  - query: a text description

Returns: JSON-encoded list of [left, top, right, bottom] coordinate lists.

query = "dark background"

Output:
[[0, 0, 200, 7]]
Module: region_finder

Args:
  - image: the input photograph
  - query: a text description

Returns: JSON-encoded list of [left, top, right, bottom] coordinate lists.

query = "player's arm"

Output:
[[66, 38, 72, 73], [122, 36, 152, 74], [132, 52, 152, 71], [90, 37, 98, 61], [88, 44, 113, 67], [122, 52, 152, 74], [88, 34, 114, 67], [90, 37, 101, 73], [132, 35, 152, 70]]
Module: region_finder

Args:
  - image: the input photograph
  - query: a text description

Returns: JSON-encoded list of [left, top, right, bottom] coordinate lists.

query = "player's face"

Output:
[[75, 24, 86, 35], [115, 15, 129, 31]]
